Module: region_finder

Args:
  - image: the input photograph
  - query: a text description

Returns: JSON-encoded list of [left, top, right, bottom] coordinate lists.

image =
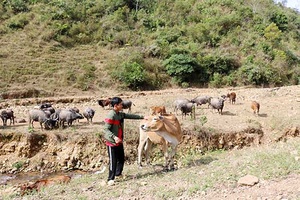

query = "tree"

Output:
[[264, 22, 282, 46]]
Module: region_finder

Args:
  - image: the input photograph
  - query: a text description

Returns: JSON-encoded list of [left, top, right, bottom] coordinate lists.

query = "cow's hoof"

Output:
[[169, 166, 176, 171], [162, 166, 169, 172]]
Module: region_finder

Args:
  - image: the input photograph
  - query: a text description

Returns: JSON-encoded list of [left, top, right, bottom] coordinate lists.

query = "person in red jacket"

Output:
[[103, 97, 146, 186]]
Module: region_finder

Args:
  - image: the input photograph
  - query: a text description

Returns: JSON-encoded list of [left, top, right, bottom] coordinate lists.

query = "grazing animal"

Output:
[[58, 109, 84, 128], [28, 109, 57, 130], [122, 100, 134, 113], [97, 98, 112, 109], [251, 101, 260, 115], [20, 175, 71, 196], [38, 103, 52, 109], [67, 107, 81, 123], [227, 92, 236, 104], [191, 96, 211, 108], [42, 109, 52, 118], [150, 106, 167, 115], [208, 97, 225, 114], [173, 98, 191, 115], [67, 107, 80, 114], [139, 114, 182, 170], [180, 102, 195, 119], [83, 107, 95, 124], [42, 106, 55, 114], [0, 108, 15, 126]]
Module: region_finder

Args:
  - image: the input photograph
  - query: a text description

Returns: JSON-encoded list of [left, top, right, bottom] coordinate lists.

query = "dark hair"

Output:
[[111, 97, 123, 107]]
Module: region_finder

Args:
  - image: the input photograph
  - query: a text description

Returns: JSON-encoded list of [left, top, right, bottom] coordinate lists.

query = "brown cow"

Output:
[[20, 175, 71, 196], [251, 101, 260, 115], [139, 114, 182, 170], [97, 98, 112, 109], [227, 92, 236, 104], [149, 106, 167, 115]]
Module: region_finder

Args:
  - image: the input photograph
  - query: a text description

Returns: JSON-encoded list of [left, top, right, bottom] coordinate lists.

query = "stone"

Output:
[[238, 175, 259, 186]]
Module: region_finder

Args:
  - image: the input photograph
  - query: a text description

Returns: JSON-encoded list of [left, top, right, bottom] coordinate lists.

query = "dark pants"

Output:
[[107, 144, 124, 181]]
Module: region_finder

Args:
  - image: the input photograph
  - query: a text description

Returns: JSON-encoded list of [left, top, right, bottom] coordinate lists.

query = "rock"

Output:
[[140, 181, 147, 186], [238, 175, 259, 186]]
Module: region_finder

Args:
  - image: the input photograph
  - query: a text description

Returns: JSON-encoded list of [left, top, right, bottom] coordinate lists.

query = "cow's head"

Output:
[[44, 118, 58, 130], [140, 115, 164, 132], [76, 113, 84, 119]]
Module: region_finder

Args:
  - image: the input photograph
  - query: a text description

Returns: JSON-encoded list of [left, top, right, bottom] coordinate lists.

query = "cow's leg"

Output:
[[144, 139, 153, 165], [137, 135, 148, 167], [168, 144, 178, 171], [39, 121, 44, 130], [162, 141, 169, 170], [68, 120, 72, 127], [174, 106, 178, 115]]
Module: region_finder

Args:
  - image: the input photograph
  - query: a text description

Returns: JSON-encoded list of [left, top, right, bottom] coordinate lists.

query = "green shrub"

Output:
[[181, 82, 189, 88], [112, 61, 146, 90], [7, 13, 29, 29], [288, 68, 300, 85], [163, 53, 198, 84], [199, 115, 208, 126], [236, 63, 281, 86], [209, 73, 223, 88], [197, 55, 238, 86], [4, 0, 29, 14], [264, 23, 282, 45], [285, 50, 300, 66], [12, 161, 24, 170], [270, 11, 288, 32]]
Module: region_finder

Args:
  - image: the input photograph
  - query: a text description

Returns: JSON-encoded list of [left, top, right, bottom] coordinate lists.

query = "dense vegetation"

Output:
[[0, 0, 299, 95]]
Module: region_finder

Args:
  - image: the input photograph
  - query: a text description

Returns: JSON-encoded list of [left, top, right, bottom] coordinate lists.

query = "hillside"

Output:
[[0, 0, 300, 97]]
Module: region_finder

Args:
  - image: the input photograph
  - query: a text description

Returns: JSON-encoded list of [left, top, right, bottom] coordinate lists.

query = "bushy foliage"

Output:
[[1, 0, 300, 92], [236, 63, 281, 86], [270, 11, 288, 31], [163, 54, 198, 84], [264, 22, 282, 45], [3, 0, 29, 14], [111, 60, 147, 90]]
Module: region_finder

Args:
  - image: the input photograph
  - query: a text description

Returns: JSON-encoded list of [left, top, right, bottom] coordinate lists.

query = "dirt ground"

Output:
[[1, 85, 300, 199]]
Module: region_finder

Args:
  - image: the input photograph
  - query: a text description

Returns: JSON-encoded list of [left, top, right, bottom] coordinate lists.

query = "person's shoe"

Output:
[[107, 180, 114, 186]]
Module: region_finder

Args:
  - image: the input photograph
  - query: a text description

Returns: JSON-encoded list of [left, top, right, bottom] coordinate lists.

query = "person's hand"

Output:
[[114, 136, 122, 144]]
